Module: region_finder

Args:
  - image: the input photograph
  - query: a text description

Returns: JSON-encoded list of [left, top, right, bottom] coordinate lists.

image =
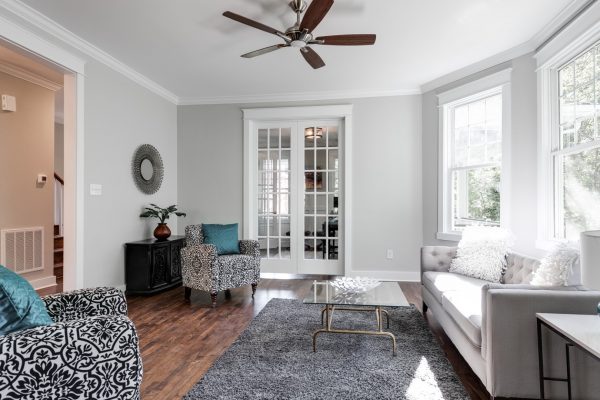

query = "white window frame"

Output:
[[437, 69, 512, 241], [536, 14, 600, 249]]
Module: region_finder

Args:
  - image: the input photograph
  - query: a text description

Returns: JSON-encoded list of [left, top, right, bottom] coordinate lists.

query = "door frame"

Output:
[[0, 14, 86, 290], [243, 105, 353, 275]]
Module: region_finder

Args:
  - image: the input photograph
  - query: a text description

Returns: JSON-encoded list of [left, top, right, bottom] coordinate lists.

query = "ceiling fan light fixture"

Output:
[[305, 127, 323, 140], [291, 40, 307, 48]]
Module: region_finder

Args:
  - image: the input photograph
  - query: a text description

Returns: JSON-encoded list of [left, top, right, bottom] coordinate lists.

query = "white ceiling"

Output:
[[20, 0, 576, 102]]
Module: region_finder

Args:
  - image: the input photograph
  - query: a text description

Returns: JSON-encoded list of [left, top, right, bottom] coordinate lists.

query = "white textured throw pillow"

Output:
[[449, 226, 513, 283], [531, 243, 580, 287]]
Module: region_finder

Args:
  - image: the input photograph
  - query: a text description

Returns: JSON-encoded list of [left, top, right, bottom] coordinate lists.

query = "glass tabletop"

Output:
[[303, 280, 410, 307]]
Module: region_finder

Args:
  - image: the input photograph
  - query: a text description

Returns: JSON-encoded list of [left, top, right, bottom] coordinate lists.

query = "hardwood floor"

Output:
[[126, 279, 491, 400]]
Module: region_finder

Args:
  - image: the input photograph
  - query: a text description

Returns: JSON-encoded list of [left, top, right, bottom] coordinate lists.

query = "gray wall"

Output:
[[422, 53, 541, 257], [82, 60, 178, 288], [178, 96, 423, 279], [0, 71, 55, 284]]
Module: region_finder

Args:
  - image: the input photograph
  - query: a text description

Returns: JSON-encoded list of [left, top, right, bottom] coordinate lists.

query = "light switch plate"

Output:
[[1, 95, 16, 112], [90, 184, 102, 196]]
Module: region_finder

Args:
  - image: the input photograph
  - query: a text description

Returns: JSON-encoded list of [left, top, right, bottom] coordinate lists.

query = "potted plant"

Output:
[[140, 204, 186, 240]]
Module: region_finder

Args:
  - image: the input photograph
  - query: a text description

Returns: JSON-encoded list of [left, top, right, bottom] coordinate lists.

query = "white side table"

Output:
[[536, 313, 600, 400]]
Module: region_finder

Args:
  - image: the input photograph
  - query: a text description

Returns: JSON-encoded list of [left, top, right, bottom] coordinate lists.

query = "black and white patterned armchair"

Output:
[[0, 287, 143, 400], [181, 224, 261, 307]]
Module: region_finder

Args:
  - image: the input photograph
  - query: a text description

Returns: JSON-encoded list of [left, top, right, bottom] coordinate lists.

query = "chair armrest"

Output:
[[181, 244, 218, 292], [43, 287, 127, 322], [239, 240, 260, 258], [482, 286, 600, 398], [420, 246, 456, 278], [0, 315, 142, 399]]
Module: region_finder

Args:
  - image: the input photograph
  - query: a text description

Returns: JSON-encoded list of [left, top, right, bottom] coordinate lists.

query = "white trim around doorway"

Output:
[[0, 12, 86, 290], [243, 105, 353, 275]]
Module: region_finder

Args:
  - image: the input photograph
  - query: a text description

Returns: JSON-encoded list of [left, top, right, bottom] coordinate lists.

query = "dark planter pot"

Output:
[[154, 223, 171, 241]]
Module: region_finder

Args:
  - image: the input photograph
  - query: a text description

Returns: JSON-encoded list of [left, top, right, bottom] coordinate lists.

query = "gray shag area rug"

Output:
[[184, 299, 469, 400]]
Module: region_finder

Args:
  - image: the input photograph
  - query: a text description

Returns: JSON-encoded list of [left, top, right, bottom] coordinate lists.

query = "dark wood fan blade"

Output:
[[300, 47, 325, 69], [300, 0, 334, 33], [223, 11, 284, 36], [315, 34, 376, 46], [241, 44, 288, 58]]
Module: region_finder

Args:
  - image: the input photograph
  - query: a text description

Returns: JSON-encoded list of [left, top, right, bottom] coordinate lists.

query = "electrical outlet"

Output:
[[386, 249, 393, 259]]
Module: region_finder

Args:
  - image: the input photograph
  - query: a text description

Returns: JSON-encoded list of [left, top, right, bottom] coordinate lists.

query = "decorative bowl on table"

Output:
[[330, 277, 381, 293]]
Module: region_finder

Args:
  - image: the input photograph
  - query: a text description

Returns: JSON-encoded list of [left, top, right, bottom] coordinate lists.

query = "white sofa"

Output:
[[421, 246, 600, 399]]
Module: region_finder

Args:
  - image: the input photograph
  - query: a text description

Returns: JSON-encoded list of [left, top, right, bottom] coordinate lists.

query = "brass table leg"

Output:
[[312, 304, 397, 355]]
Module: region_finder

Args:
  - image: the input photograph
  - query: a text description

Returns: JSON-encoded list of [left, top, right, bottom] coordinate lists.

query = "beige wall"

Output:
[[0, 71, 55, 284]]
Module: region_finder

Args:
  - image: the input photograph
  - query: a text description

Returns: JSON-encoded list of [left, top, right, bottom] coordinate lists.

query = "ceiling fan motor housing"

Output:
[[290, 0, 307, 13]]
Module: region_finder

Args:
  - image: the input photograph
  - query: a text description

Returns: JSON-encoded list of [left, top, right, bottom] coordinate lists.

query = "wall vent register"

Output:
[[1, 227, 44, 274]]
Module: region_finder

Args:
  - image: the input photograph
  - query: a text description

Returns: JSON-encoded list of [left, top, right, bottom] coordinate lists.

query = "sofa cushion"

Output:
[[442, 291, 483, 347], [449, 227, 512, 283], [422, 271, 489, 304]]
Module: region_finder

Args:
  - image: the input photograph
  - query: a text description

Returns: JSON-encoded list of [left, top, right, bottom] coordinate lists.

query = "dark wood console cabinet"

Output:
[[125, 236, 185, 295]]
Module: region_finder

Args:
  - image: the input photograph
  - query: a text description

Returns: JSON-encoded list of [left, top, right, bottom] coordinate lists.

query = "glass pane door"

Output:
[[254, 120, 343, 275], [298, 122, 343, 275], [257, 125, 296, 273]]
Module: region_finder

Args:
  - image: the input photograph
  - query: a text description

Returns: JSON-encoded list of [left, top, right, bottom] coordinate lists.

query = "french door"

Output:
[[254, 119, 344, 275]]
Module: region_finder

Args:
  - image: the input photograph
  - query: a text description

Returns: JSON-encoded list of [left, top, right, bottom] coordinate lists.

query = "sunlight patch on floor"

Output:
[[405, 356, 444, 400]]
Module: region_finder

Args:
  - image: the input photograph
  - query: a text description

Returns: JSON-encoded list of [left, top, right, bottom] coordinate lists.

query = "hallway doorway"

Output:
[[0, 30, 85, 291]]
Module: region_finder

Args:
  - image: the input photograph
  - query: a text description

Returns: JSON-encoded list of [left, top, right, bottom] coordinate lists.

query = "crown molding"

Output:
[[420, 42, 531, 94], [0, 61, 62, 91], [0, 0, 179, 104], [531, 0, 593, 49], [420, 0, 589, 93], [178, 88, 421, 106]]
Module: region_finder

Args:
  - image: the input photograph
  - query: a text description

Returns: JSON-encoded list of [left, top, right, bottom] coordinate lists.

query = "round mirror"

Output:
[[132, 144, 163, 194], [140, 159, 154, 181]]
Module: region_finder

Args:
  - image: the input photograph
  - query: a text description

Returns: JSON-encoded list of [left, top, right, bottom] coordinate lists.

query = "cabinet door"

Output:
[[151, 245, 169, 288], [170, 241, 183, 281]]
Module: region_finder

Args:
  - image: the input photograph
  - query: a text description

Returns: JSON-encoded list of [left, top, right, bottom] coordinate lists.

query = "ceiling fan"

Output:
[[223, 0, 376, 69]]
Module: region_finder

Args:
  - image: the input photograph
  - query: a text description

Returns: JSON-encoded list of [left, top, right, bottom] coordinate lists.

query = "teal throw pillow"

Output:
[[203, 223, 240, 255], [0, 265, 53, 336]]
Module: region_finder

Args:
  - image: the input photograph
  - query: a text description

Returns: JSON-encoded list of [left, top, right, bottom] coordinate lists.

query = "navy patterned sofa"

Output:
[[0, 287, 143, 400]]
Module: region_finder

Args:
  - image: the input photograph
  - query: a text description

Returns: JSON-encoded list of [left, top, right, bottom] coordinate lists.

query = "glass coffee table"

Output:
[[303, 280, 409, 355]]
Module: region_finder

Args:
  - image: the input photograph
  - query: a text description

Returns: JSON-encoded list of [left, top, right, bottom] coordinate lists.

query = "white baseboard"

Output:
[[30, 275, 57, 289], [346, 270, 421, 282]]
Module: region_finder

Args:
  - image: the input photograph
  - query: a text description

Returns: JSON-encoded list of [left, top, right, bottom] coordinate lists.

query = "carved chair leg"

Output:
[[184, 287, 191, 302], [225, 289, 232, 299], [251, 283, 258, 298], [210, 291, 218, 308]]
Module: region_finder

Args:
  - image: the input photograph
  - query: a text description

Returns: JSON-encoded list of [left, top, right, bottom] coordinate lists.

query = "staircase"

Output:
[[54, 224, 63, 286]]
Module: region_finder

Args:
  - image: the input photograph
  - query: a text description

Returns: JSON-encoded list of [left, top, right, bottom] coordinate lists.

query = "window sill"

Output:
[[436, 232, 462, 242]]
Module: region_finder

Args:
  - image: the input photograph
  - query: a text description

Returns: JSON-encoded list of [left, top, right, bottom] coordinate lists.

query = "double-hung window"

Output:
[[551, 42, 600, 240], [437, 70, 511, 240]]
